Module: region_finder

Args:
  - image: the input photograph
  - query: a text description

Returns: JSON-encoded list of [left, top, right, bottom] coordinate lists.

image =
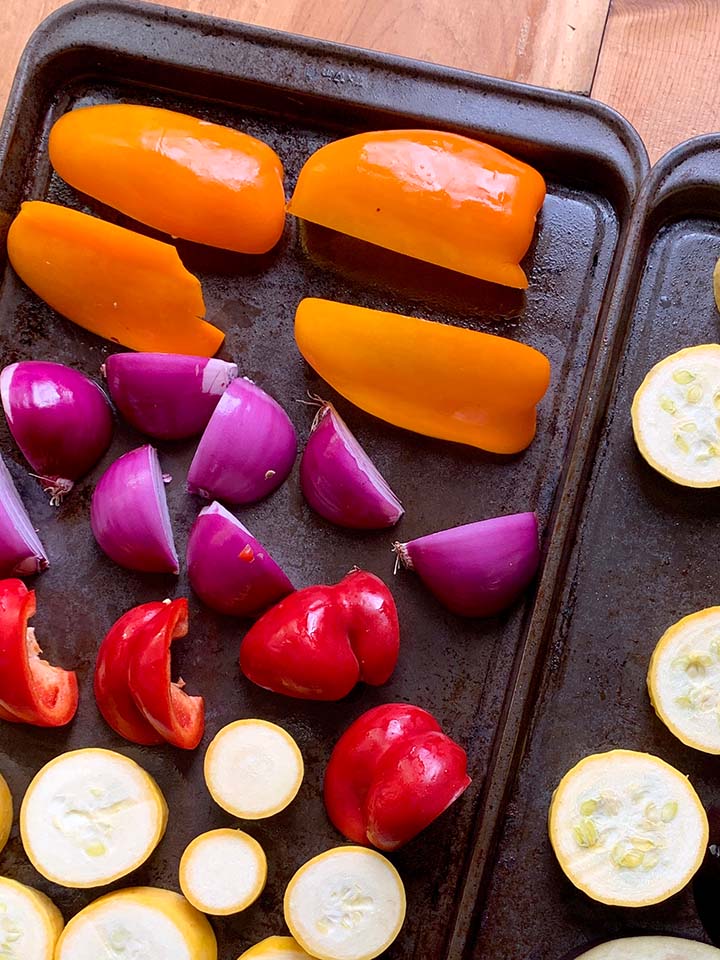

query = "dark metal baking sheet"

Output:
[[475, 137, 720, 959], [0, 2, 648, 957]]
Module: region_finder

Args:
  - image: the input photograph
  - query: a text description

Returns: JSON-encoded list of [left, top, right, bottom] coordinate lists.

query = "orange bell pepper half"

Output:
[[295, 298, 550, 454], [288, 129, 546, 289], [7, 201, 223, 356], [49, 104, 286, 254]]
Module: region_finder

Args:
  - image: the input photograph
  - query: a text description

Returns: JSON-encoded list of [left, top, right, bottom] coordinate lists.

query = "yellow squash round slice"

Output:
[[205, 719, 304, 819], [20, 748, 168, 888], [0, 771, 12, 854], [0, 876, 63, 959], [648, 606, 720, 754], [237, 935, 313, 959], [179, 828, 267, 915], [55, 886, 216, 959], [548, 749, 708, 906], [632, 344, 720, 487], [576, 936, 720, 959], [284, 846, 406, 960], [714, 258, 720, 313]]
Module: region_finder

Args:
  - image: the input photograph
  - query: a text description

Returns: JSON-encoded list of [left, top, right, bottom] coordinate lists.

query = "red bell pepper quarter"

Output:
[[239, 570, 399, 700], [0, 578, 78, 726], [95, 598, 204, 750], [324, 703, 471, 851], [94, 601, 167, 745], [127, 598, 204, 750]]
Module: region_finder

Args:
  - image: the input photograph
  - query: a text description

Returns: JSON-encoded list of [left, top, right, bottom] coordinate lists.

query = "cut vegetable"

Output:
[[648, 606, 720, 754], [55, 886, 217, 960], [714, 259, 720, 313], [394, 512, 540, 617], [0, 769, 12, 853], [0, 454, 48, 576], [571, 937, 720, 959], [50, 104, 286, 254], [187, 502, 294, 617], [20, 747, 168, 887], [91, 445, 179, 574], [288, 129, 545, 288], [104, 353, 238, 440], [300, 401, 404, 529], [694, 803, 720, 946], [237, 936, 313, 960], [0, 876, 63, 960], [632, 344, 720, 487], [179, 828, 267, 915], [1, 360, 113, 503], [6, 201, 222, 355], [204, 719, 303, 819], [295, 298, 550, 453], [284, 846, 406, 960], [548, 749, 708, 906]]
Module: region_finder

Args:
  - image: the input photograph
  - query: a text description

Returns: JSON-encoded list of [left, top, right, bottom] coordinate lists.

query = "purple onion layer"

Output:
[[0, 454, 48, 577]]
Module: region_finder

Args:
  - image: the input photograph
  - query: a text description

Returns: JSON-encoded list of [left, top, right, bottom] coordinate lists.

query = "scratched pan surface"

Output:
[[0, 2, 647, 957], [475, 139, 720, 959]]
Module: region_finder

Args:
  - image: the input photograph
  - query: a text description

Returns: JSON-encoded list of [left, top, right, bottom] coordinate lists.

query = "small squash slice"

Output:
[[548, 749, 708, 906], [237, 936, 312, 960], [179, 828, 267, 915], [284, 846, 406, 960], [20, 748, 168, 888], [632, 344, 720, 487], [0, 876, 63, 959], [574, 936, 720, 959], [0, 770, 11, 853], [204, 719, 303, 819], [648, 606, 720, 754], [55, 887, 216, 960]]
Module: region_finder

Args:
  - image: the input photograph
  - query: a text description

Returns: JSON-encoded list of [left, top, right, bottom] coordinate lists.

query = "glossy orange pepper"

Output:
[[295, 298, 550, 453], [7, 201, 222, 356], [288, 130, 546, 289], [49, 104, 286, 254]]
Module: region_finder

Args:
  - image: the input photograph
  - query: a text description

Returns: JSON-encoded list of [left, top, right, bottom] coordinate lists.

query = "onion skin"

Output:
[[395, 511, 540, 617], [0, 360, 112, 502], [187, 377, 297, 505], [300, 402, 404, 529], [90, 445, 179, 574], [0, 455, 48, 577], [104, 353, 238, 440], [187, 502, 294, 617]]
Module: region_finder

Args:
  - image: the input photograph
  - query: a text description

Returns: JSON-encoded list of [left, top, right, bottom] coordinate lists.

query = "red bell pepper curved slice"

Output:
[[324, 703, 471, 850], [0, 578, 78, 727], [94, 601, 167, 745], [239, 570, 399, 700], [127, 598, 204, 749]]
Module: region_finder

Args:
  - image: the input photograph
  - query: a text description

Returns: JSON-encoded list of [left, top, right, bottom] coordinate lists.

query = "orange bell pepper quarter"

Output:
[[288, 130, 546, 289], [295, 298, 550, 454], [49, 104, 285, 254], [7, 201, 223, 356]]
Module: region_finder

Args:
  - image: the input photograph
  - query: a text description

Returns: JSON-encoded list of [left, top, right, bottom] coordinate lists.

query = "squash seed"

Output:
[[579, 799, 598, 816], [687, 385, 704, 404], [661, 801, 678, 823], [673, 370, 695, 385], [660, 396, 676, 414], [674, 433, 690, 454]]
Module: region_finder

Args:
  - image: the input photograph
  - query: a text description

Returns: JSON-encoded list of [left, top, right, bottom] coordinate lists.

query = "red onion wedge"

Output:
[[394, 511, 540, 617], [300, 401, 404, 529], [0, 360, 113, 504], [187, 377, 297, 505], [187, 501, 294, 616], [0, 455, 48, 577], [90, 445, 179, 574], [104, 353, 238, 440]]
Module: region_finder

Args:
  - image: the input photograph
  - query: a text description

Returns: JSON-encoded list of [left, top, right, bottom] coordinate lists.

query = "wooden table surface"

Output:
[[0, 0, 718, 162]]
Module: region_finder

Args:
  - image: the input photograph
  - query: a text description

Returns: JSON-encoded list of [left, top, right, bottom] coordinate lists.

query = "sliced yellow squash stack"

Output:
[[0, 771, 11, 854], [548, 749, 708, 906], [648, 606, 720, 753]]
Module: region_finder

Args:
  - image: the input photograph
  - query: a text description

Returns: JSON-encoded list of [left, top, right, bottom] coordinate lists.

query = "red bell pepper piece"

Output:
[[127, 598, 204, 750], [94, 601, 167, 745], [324, 703, 471, 851], [239, 570, 399, 700], [0, 578, 78, 727]]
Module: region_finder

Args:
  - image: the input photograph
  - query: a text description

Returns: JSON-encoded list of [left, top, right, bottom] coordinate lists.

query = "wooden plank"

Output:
[[0, 0, 611, 116], [592, 0, 720, 162]]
